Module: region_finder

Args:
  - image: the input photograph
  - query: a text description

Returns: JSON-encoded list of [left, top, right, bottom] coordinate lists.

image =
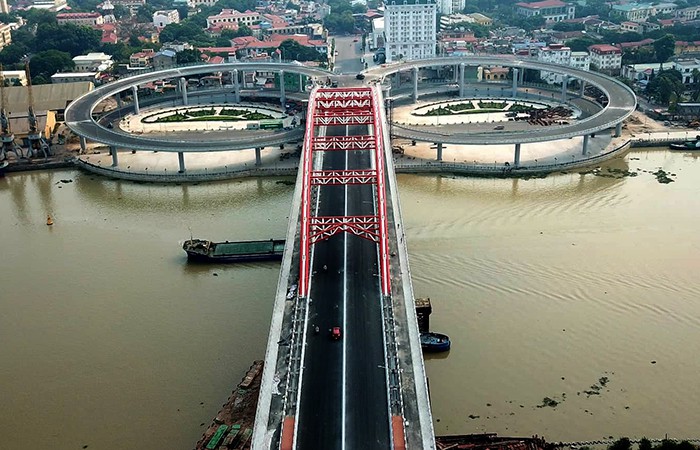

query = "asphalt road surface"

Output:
[[296, 123, 391, 449], [334, 35, 365, 75]]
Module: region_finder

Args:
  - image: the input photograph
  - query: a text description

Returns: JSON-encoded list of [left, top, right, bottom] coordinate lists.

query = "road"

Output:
[[296, 122, 391, 449], [365, 56, 637, 145], [333, 35, 365, 75]]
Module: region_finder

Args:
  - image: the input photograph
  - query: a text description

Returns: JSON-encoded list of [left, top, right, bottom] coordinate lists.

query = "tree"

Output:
[[18, 8, 57, 25], [35, 23, 102, 56], [552, 22, 584, 31], [638, 438, 652, 450], [646, 69, 684, 104], [0, 43, 29, 66], [135, 4, 155, 23], [654, 34, 675, 69], [113, 4, 130, 19], [608, 438, 632, 450], [29, 50, 74, 79], [176, 49, 200, 64], [565, 37, 600, 52]]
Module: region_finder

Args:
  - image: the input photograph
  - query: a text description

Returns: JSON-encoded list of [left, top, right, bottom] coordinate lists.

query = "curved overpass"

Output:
[[365, 56, 637, 145], [64, 62, 330, 152]]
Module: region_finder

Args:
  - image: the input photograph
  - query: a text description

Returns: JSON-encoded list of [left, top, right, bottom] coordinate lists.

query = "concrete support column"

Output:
[[299, 73, 304, 92], [519, 68, 525, 83], [412, 67, 419, 103], [561, 75, 569, 103], [178, 151, 186, 173], [436, 142, 443, 161], [279, 70, 286, 107], [579, 80, 586, 97], [131, 86, 140, 115], [512, 68, 519, 98], [582, 134, 590, 155], [180, 77, 189, 106], [453, 65, 459, 83], [615, 122, 622, 137], [514, 143, 521, 167], [459, 63, 465, 98], [255, 147, 262, 166], [232, 69, 240, 103], [79, 136, 87, 152], [116, 94, 123, 108], [110, 146, 118, 166]]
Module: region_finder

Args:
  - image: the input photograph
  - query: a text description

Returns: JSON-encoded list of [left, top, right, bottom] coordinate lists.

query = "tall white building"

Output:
[[384, 0, 437, 63], [438, 0, 465, 15], [537, 44, 591, 84]]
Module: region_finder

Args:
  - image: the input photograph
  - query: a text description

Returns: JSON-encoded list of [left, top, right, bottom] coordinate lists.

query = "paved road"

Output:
[[333, 35, 365, 75], [365, 56, 637, 145], [296, 123, 391, 449], [64, 62, 329, 152]]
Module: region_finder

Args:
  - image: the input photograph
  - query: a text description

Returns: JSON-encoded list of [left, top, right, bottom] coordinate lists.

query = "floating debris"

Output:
[[652, 169, 674, 184], [538, 397, 559, 408]]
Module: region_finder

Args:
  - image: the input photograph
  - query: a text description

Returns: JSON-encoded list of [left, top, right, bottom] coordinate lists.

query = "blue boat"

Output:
[[420, 332, 451, 353]]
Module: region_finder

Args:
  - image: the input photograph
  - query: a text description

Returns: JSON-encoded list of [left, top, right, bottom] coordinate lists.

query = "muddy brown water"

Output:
[[1, 148, 698, 448]]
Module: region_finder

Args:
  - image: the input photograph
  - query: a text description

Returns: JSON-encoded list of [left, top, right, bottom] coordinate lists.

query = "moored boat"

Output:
[[420, 332, 451, 353], [669, 136, 700, 151], [0, 160, 8, 176], [183, 238, 285, 262]]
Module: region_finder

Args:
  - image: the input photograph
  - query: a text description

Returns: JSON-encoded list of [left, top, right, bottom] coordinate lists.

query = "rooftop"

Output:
[[516, 0, 569, 9]]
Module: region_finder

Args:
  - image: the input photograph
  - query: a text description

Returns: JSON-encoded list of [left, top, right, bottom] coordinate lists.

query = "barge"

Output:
[[183, 238, 285, 262], [420, 332, 451, 353]]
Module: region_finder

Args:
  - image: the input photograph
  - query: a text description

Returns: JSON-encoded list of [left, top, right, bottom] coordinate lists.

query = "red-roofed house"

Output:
[[515, 0, 575, 23], [675, 40, 700, 55], [588, 44, 622, 75], [618, 38, 655, 50], [57, 12, 104, 26], [620, 21, 640, 32]]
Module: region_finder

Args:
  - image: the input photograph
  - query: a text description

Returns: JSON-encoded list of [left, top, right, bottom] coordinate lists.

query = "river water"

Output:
[[1, 148, 699, 448]]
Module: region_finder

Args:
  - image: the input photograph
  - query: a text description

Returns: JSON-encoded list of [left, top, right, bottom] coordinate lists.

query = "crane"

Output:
[[24, 62, 49, 158], [0, 64, 23, 160]]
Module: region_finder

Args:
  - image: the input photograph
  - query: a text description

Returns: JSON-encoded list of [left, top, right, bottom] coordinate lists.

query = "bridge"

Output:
[[252, 85, 434, 449]]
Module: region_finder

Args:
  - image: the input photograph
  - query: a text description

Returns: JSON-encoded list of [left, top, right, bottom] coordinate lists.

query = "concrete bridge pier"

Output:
[[412, 67, 419, 103], [279, 70, 286, 107], [519, 68, 525, 83], [178, 151, 186, 173], [561, 75, 569, 102], [179, 77, 189, 106], [299, 73, 304, 92], [255, 147, 262, 166], [116, 94, 122, 108], [514, 143, 521, 167], [232, 69, 240, 103], [459, 63, 465, 97], [512, 68, 519, 98], [579, 80, 586, 97], [131, 86, 140, 115], [110, 146, 118, 166], [582, 134, 590, 155], [615, 122, 622, 137], [79, 136, 87, 153], [436, 142, 443, 161], [453, 65, 459, 83]]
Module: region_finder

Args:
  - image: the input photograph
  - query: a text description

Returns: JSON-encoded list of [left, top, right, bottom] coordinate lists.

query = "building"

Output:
[[371, 17, 384, 50], [515, 0, 575, 23], [56, 12, 104, 26], [384, 0, 437, 63], [620, 21, 641, 32], [50, 72, 100, 84], [0, 22, 11, 50], [672, 58, 700, 84], [0, 0, 9, 14], [481, 66, 509, 80], [438, 0, 465, 15], [30, 0, 68, 11], [588, 44, 622, 75], [537, 43, 571, 84], [153, 49, 177, 70], [675, 40, 700, 55], [622, 62, 661, 82], [0, 69, 28, 86], [610, 3, 676, 21], [191, 0, 218, 8], [676, 5, 700, 21], [72, 52, 113, 72], [570, 51, 590, 71], [206, 9, 260, 29], [153, 9, 179, 28], [129, 49, 155, 68]]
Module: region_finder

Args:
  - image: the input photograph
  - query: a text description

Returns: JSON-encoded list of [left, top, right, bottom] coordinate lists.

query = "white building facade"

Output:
[[384, 0, 437, 63], [153, 9, 180, 28], [538, 43, 571, 84], [438, 0, 465, 15], [588, 44, 622, 75], [72, 52, 113, 72]]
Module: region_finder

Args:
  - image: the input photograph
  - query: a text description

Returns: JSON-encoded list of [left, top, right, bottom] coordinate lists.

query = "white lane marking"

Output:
[[342, 127, 349, 450]]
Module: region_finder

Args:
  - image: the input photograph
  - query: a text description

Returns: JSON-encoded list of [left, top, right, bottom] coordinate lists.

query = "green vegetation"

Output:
[[478, 101, 506, 109], [607, 438, 698, 450], [153, 108, 274, 123]]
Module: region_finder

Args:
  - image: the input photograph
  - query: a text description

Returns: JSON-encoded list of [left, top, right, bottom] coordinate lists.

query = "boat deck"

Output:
[[213, 240, 284, 257]]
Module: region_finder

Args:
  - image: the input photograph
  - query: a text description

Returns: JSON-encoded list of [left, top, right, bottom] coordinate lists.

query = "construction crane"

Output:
[[24, 62, 50, 158], [0, 64, 23, 161]]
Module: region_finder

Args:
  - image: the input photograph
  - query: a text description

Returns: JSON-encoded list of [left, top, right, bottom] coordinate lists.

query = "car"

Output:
[[353, 38, 358, 42], [493, 125, 505, 130], [330, 326, 342, 340], [355, 73, 365, 80]]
